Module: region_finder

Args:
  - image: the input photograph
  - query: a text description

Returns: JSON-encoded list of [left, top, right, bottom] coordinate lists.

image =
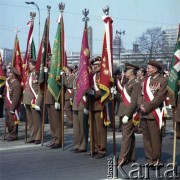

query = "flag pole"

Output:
[[102, 6, 117, 178], [41, 5, 51, 146], [59, 2, 65, 150], [173, 121, 177, 167]]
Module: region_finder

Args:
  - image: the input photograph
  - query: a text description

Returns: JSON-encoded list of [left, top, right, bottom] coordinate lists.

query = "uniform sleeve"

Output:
[[126, 82, 141, 118], [10, 81, 21, 112], [144, 78, 167, 113]]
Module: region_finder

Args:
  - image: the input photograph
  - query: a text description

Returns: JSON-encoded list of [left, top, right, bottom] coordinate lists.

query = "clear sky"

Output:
[[0, 0, 180, 55]]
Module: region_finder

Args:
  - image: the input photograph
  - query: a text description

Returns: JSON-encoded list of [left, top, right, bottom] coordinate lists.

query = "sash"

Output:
[[28, 73, 38, 107], [116, 79, 139, 126], [144, 77, 163, 129], [116, 79, 130, 106], [5, 80, 19, 124]]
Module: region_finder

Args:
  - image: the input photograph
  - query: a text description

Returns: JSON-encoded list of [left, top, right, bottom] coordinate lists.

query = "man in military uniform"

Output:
[[139, 60, 167, 166], [70, 80, 87, 153], [5, 66, 21, 141], [117, 63, 141, 166], [89, 56, 107, 159], [45, 59, 62, 149], [64, 66, 75, 128], [23, 59, 42, 144]]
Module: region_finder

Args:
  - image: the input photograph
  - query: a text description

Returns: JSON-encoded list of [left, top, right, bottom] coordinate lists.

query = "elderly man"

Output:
[[5, 66, 21, 141], [117, 63, 141, 166], [139, 60, 167, 166]]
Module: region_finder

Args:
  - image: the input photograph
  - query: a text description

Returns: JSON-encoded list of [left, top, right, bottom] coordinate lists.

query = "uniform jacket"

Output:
[[91, 73, 103, 111], [64, 74, 75, 101], [175, 90, 180, 122], [23, 71, 42, 106], [138, 74, 167, 119], [119, 78, 141, 118], [5, 79, 21, 111]]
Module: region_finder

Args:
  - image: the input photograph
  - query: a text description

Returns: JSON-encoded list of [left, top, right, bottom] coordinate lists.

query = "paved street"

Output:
[[0, 117, 180, 180]]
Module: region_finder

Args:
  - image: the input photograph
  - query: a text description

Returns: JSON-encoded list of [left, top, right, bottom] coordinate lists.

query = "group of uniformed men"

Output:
[[1, 56, 180, 166]]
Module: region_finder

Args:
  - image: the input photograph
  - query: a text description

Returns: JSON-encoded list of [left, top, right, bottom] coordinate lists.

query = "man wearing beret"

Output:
[[23, 59, 42, 144], [139, 60, 167, 166], [117, 63, 141, 166], [4, 66, 21, 141]]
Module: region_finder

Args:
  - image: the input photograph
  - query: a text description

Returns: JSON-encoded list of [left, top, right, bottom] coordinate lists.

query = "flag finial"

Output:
[[82, 8, 89, 22], [30, 12, 36, 19], [47, 5, 51, 14], [59, 2, 65, 14], [102, 5, 109, 15]]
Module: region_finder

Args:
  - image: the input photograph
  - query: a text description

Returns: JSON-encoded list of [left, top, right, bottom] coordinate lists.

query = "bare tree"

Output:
[[137, 27, 163, 59]]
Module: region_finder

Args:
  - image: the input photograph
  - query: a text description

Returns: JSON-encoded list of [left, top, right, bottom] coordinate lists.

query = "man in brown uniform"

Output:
[[139, 60, 167, 166], [23, 59, 42, 144], [117, 63, 141, 166], [71, 84, 87, 153], [90, 56, 107, 159], [5, 66, 21, 141], [45, 60, 62, 149], [64, 66, 75, 127]]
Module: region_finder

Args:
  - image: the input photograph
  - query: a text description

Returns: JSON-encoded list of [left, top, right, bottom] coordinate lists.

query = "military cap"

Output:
[[29, 58, 37, 64], [139, 66, 147, 74], [10, 66, 21, 76], [147, 60, 162, 70], [91, 56, 102, 65], [125, 63, 139, 71]]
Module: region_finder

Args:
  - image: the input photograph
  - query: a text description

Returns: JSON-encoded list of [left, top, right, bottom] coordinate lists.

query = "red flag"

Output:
[[76, 22, 90, 106], [12, 35, 23, 83], [22, 20, 34, 88], [99, 16, 113, 103]]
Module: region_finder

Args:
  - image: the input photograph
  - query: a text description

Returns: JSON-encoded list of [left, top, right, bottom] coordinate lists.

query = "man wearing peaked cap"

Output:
[[4, 65, 22, 141], [10, 66, 21, 76], [124, 63, 139, 71], [117, 62, 141, 166]]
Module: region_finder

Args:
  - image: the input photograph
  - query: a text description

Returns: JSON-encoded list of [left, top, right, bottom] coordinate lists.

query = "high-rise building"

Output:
[[162, 26, 178, 53], [0, 48, 13, 63]]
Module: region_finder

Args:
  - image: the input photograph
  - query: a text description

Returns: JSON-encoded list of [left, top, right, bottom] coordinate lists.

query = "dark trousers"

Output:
[[0, 98, 4, 118]]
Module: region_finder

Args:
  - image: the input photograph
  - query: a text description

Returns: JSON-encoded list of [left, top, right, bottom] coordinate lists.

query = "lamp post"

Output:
[[25, 1, 40, 48], [116, 30, 125, 67]]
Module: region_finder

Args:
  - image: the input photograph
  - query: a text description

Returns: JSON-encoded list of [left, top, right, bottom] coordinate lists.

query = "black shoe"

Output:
[[46, 141, 54, 147], [70, 148, 78, 152], [7, 136, 18, 142], [95, 153, 106, 159], [34, 140, 41, 145], [50, 143, 61, 149], [75, 149, 87, 153], [26, 139, 35, 143]]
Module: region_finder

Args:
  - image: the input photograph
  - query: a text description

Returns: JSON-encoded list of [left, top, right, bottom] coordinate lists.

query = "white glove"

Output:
[[88, 89, 94, 95], [24, 104, 26, 108], [60, 71, 65, 76], [35, 105, 41, 111], [44, 67, 48, 73], [0, 95, 2, 98], [84, 108, 89, 115], [111, 87, 117, 95], [122, 115, 129, 124], [10, 110, 15, 114], [55, 102, 60, 110]]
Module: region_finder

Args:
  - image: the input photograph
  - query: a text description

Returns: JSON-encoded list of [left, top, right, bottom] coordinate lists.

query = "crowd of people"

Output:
[[0, 57, 180, 167]]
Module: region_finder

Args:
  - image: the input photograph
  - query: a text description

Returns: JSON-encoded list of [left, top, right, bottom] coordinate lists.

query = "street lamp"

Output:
[[25, 1, 40, 48], [116, 30, 125, 67]]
